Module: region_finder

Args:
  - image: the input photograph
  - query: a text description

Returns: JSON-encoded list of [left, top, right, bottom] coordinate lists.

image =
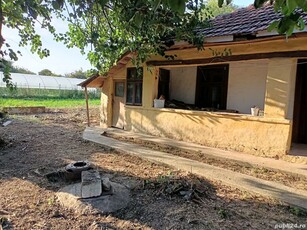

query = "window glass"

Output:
[[126, 82, 134, 104], [127, 68, 136, 80], [126, 67, 143, 105], [115, 82, 124, 97], [135, 82, 142, 104]]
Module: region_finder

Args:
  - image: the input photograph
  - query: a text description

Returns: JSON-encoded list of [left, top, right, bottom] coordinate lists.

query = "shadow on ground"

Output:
[[0, 109, 306, 229]]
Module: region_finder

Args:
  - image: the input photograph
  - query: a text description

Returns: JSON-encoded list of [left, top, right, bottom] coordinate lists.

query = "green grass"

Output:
[[0, 87, 100, 100], [0, 98, 101, 108]]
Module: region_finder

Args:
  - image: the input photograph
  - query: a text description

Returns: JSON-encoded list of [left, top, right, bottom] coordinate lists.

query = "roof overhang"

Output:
[[78, 74, 105, 88], [78, 52, 135, 88]]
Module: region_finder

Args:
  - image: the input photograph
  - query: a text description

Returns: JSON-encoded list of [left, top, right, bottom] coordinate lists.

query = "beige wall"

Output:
[[100, 78, 112, 127], [169, 67, 197, 104], [227, 60, 268, 114], [125, 107, 291, 156], [100, 37, 305, 156], [264, 58, 297, 119]]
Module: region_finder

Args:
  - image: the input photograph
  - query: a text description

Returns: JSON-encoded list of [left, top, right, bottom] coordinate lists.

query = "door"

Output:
[[292, 60, 307, 143], [158, 69, 170, 100], [195, 64, 229, 110], [112, 81, 125, 129]]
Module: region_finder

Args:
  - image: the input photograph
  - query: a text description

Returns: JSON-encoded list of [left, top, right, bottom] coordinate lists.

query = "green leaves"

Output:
[[254, 0, 269, 8], [98, 0, 109, 8], [152, 0, 161, 11], [3, 0, 307, 83], [218, 0, 224, 7], [286, 0, 297, 14], [264, 0, 307, 36], [267, 20, 279, 32], [168, 0, 187, 15], [268, 12, 304, 37], [52, 0, 64, 10]]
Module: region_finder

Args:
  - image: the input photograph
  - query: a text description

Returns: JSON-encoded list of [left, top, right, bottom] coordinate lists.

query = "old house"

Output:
[[80, 5, 307, 157]]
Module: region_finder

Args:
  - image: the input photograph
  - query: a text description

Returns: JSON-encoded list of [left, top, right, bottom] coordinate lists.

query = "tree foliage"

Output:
[[60, 0, 209, 73], [2, 60, 35, 74], [0, 0, 306, 83], [38, 69, 58, 76], [253, 0, 306, 36], [64, 68, 94, 79], [205, 0, 238, 18]]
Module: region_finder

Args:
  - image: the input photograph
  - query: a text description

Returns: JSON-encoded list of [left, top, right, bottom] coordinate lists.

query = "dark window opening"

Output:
[[195, 64, 229, 110], [126, 68, 143, 105], [158, 69, 170, 100], [234, 34, 257, 42]]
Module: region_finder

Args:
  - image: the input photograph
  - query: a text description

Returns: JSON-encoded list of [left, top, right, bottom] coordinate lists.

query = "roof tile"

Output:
[[199, 4, 307, 37]]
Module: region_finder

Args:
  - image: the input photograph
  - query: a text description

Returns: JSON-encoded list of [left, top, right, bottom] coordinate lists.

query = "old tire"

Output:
[[65, 161, 92, 181]]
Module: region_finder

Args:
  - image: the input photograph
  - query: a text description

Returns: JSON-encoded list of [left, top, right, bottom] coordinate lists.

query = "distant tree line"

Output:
[[4, 60, 35, 75], [3, 61, 94, 79]]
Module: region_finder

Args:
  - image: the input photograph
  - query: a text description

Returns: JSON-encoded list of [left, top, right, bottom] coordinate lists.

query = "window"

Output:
[[195, 64, 229, 110], [126, 68, 143, 105], [115, 82, 125, 97]]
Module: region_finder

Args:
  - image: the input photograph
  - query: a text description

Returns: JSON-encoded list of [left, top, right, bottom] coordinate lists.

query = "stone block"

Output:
[[102, 177, 111, 191], [81, 170, 102, 198]]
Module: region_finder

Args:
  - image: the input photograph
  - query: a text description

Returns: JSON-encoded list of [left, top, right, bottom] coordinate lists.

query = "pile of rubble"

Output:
[[49, 161, 130, 214]]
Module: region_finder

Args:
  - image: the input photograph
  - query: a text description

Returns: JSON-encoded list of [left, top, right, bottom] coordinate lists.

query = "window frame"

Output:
[[126, 67, 143, 106]]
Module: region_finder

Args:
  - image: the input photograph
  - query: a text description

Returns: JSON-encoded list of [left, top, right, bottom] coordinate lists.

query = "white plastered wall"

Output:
[[227, 60, 268, 114], [169, 67, 197, 104]]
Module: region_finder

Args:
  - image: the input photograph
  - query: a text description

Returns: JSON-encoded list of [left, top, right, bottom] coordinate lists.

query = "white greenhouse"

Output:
[[0, 72, 85, 90]]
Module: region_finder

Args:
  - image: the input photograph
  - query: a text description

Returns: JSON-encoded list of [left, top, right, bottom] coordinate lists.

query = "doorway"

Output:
[[292, 60, 307, 144], [195, 64, 229, 110], [158, 69, 170, 100], [112, 81, 125, 129]]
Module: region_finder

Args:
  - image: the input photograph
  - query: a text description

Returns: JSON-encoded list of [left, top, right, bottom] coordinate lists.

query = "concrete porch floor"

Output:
[[100, 127, 307, 177], [83, 126, 307, 210], [290, 144, 307, 157]]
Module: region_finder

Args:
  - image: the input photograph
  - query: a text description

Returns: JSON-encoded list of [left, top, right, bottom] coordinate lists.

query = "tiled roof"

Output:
[[198, 4, 307, 38]]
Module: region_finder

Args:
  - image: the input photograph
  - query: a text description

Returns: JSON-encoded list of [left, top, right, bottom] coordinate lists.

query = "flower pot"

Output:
[[251, 107, 259, 116]]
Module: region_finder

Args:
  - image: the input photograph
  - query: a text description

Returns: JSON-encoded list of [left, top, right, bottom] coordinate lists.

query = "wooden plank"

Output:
[[147, 51, 307, 66], [84, 87, 90, 127]]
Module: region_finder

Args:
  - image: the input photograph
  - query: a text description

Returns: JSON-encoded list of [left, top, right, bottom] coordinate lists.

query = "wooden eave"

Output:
[[147, 33, 307, 67], [78, 74, 104, 88]]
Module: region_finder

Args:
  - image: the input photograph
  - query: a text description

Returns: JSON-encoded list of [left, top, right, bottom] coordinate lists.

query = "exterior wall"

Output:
[[100, 78, 111, 127], [169, 67, 197, 104], [100, 37, 307, 156], [143, 66, 158, 108], [227, 60, 268, 114], [125, 107, 291, 156], [264, 58, 297, 119]]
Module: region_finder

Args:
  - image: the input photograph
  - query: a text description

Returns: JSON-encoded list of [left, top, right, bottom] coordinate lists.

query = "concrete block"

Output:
[[102, 177, 111, 191], [81, 170, 102, 198]]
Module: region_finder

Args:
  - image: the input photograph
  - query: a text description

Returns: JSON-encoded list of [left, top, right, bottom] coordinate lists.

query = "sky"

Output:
[[5, 0, 255, 75]]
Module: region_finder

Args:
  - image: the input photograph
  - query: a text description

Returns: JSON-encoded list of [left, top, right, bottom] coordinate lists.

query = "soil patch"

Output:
[[0, 107, 306, 229]]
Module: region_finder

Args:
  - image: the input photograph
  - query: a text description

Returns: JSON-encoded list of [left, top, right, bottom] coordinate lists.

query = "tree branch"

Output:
[[0, 0, 4, 50]]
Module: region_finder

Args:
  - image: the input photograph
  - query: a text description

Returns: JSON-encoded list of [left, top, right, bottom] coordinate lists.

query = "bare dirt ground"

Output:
[[0, 107, 306, 230]]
